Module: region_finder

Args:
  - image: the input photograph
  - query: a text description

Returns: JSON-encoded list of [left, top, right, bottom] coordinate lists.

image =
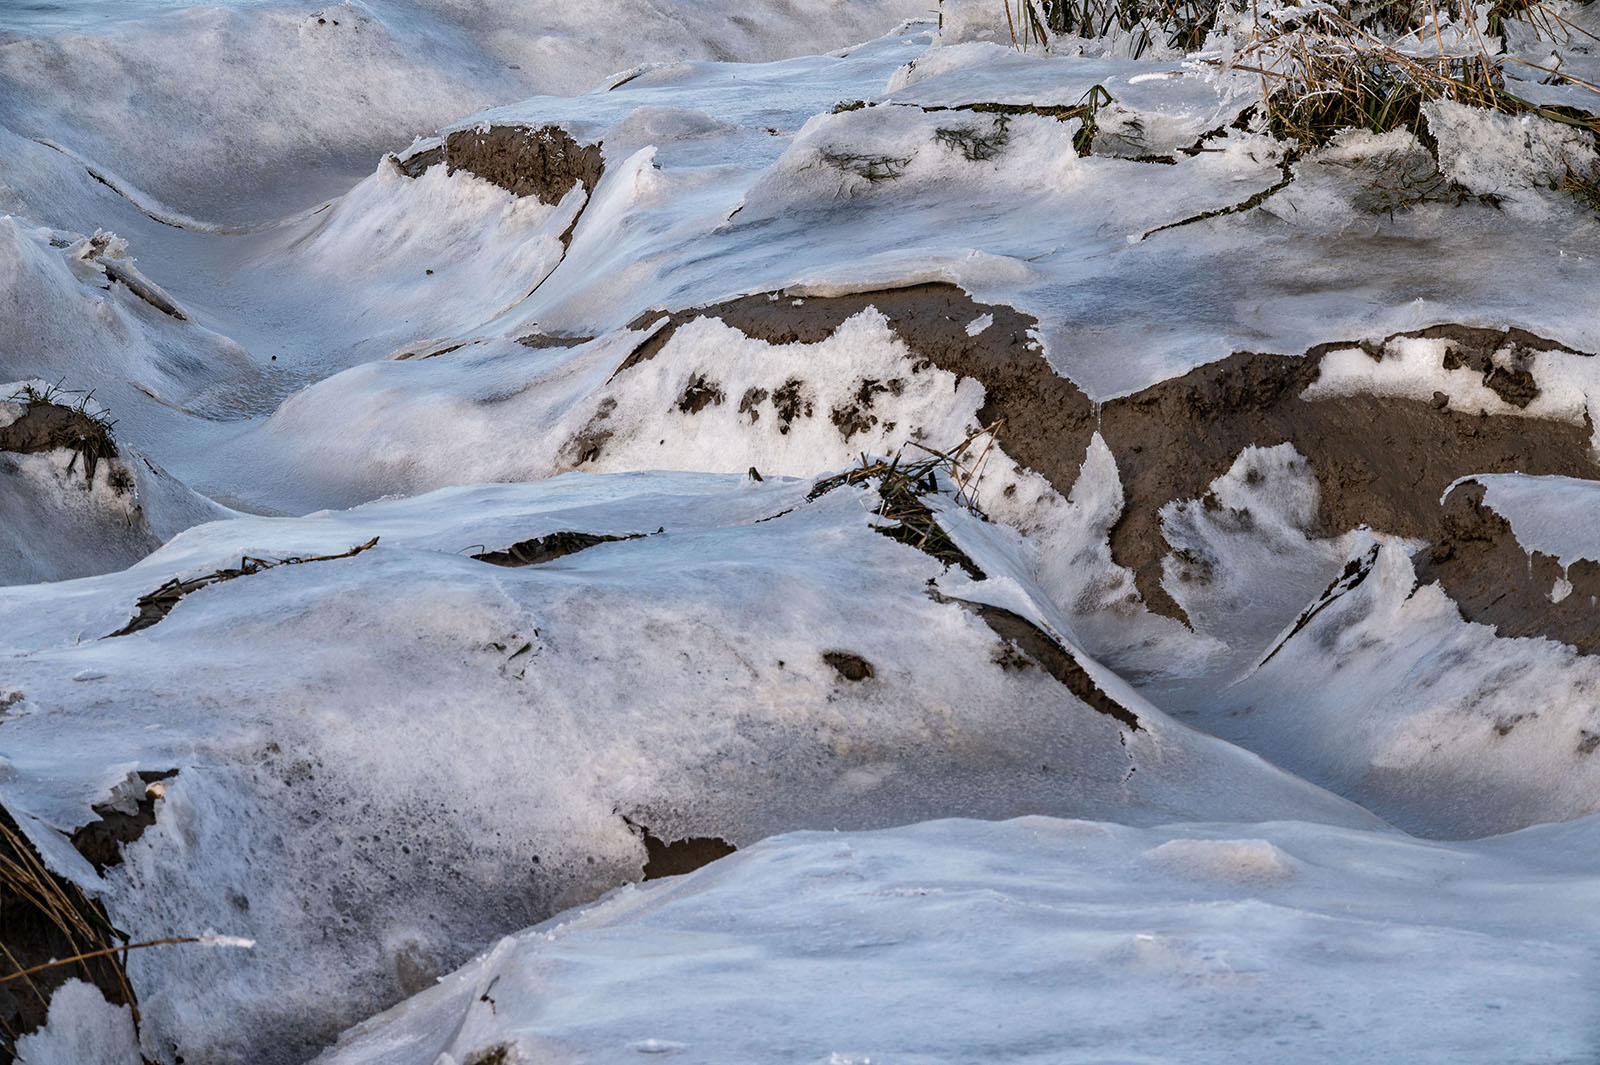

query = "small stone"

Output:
[[1431, 391, 1449, 410]]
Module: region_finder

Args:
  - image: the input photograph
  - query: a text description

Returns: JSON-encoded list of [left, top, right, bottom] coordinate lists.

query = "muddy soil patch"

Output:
[[613, 287, 1597, 623], [1416, 481, 1600, 654], [623, 818, 736, 880], [70, 770, 178, 873], [1097, 336, 1597, 620], [516, 332, 594, 350], [441, 125, 603, 207], [822, 651, 875, 681], [617, 286, 1095, 465]]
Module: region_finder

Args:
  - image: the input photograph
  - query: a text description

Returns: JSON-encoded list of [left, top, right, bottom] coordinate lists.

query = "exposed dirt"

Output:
[[0, 399, 119, 485], [392, 145, 443, 178], [441, 125, 604, 208], [1, 804, 135, 1060], [610, 284, 1599, 633], [1416, 481, 1600, 654], [676, 374, 725, 414], [624, 819, 737, 880], [1096, 338, 1596, 620], [516, 332, 594, 349], [822, 651, 875, 681], [472, 530, 647, 568], [70, 770, 178, 873]]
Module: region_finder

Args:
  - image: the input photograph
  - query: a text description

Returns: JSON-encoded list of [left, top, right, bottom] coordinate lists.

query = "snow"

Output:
[[13, 980, 141, 1065], [1469, 473, 1600, 567], [313, 814, 1600, 1065], [4, 0, 1600, 1060], [0, 0, 929, 222], [0, 471, 1373, 1063]]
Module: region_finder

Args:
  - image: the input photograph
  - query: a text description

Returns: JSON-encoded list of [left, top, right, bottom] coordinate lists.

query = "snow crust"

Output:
[[314, 814, 1600, 1065], [4, 2, 1600, 1062], [13, 980, 141, 1065], [1469, 473, 1600, 567], [0, 472, 1370, 1063], [0, 0, 929, 221]]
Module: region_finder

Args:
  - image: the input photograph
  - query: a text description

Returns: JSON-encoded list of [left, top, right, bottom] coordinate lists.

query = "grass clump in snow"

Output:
[[810, 424, 1003, 579], [1046, 0, 1221, 54], [1221, 0, 1600, 146], [2, 381, 119, 486], [0, 807, 135, 1055]]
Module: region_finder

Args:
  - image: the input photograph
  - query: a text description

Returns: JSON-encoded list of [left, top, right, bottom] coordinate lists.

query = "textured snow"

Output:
[[4, 0, 1600, 1061], [0, 472, 1373, 1063], [314, 814, 1600, 1065], [13, 980, 141, 1065]]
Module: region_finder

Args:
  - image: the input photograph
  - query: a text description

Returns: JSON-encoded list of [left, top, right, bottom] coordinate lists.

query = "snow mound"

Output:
[[0, 470, 1368, 1064], [313, 815, 1600, 1065]]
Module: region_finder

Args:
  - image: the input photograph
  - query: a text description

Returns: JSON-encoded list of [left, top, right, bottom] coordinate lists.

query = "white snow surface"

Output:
[[1468, 473, 1600, 568], [315, 814, 1600, 1065], [13, 980, 141, 1065], [0, 471, 1373, 1064], [5, 2, 1600, 1063]]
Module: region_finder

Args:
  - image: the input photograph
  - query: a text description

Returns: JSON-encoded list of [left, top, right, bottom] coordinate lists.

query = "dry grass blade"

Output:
[[0, 936, 243, 986], [810, 424, 1004, 578], [1, 807, 137, 1056]]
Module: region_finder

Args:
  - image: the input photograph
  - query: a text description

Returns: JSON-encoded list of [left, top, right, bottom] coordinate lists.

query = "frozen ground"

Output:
[[2, 0, 1600, 1061]]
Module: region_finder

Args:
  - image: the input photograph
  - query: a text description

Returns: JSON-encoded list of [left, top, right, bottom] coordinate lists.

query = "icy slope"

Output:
[[3, 2, 1600, 1063], [0, 471, 1372, 1064], [0, 0, 929, 222], [312, 814, 1600, 1065]]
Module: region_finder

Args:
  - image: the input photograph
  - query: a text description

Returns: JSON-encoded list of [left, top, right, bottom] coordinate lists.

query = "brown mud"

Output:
[[1416, 481, 1600, 654], [1096, 341, 1594, 620], [397, 126, 604, 208], [516, 332, 594, 349], [443, 125, 603, 207], [615, 285, 1598, 629], [622, 818, 737, 880], [69, 770, 179, 873], [822, 651, 875, 681]]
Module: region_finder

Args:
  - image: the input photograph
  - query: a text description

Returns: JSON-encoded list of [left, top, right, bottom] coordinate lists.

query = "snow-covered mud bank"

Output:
[[4, 0, 1600, 1060]]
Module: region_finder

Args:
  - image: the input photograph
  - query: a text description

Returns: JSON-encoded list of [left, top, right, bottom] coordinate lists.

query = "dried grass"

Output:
[[0, 810, 134, 1058], [810, 423, 1003, 578]]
